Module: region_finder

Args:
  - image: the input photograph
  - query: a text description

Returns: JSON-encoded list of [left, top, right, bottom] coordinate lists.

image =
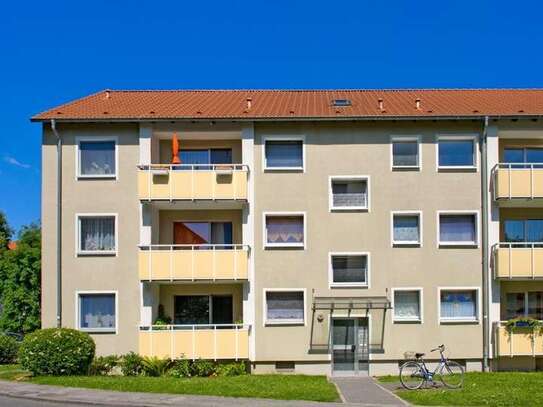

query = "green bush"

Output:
[[167, 359, 192, 378], [0, 334, 19, 364], [120, 352, 143, 376], [89, 355, 119, 376], [215, 361, 247, 377], [192, 359, 215, 377], [141, 356, 172, 377], [18, 328, 95, 375]]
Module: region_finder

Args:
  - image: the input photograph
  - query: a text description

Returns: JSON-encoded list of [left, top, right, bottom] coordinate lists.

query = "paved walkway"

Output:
[[331, 377, 408, 406]]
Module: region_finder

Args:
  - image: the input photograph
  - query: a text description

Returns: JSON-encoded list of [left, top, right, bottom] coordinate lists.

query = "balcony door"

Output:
[[180, 148, 233, 169], [174, 295, 233, 325], [503, 219, 543, 245], [173, 222, 233, 247]]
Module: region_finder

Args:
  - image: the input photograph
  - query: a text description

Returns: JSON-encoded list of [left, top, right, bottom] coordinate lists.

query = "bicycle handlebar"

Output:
[[431, 344, 445, 352]]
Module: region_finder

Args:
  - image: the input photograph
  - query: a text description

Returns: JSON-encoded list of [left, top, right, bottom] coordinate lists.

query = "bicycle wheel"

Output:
[[439, 361, 464, 389], [399, 361, 425, 390]]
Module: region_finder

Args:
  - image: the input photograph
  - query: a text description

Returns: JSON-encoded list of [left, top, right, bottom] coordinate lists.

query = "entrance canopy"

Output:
[[312, 296, 391, 311]]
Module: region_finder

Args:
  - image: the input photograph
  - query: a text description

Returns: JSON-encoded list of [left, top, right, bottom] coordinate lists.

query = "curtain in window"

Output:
[[392, 141, 418, 166], [266, 216, 304, 244], [528, 292, 543, 320], [80, 217, 115, 251], [393, 215, 420, 242], [211, 222, 233, 248], [504, 220, 525, 242], [80, 294, 115, 329], [332, 181, 367, 207], [526, 149, 543, 165], [505, 293, 525, 319], [210, 149, 233, 164], [504, 148, 524, 164], [80, 141, 115, 175], [332, 256, 367, 283], [394, 291, 420, 319], [265, 141, 303, 168], [527, 220, 543, 242], [439, 215, 476, 242], [266, 292, 304, 321], [440, 291, 476, 319], [438, 140, 474, 166]]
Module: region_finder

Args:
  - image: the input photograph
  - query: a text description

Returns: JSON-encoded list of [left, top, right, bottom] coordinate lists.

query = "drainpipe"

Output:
[[51, 119, 62, 328], [481, 116, 489, 371]]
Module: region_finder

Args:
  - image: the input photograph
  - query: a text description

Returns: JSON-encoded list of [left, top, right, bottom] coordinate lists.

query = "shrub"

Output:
[[167, 359, 192, 378], [18, 328, 95, 376], [120, 352, 143, 376], [0, 334, 19, 364], [141, 356, 172, 377], [215, 361, 247, 377], [89, 355, 119, 376], [192, 359, 215, 377]]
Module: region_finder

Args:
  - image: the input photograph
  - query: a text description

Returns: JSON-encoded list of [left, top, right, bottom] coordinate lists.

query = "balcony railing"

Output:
[[138, 244, 249, 281], [492, 163, 543, 200], [494, 321, 543, 357], [137, 164, 249, 201], [493, 243, 543, 279], [139, 324, 250, 360]]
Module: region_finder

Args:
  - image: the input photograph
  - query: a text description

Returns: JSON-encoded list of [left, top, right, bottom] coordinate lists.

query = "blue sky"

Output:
[[1, 0, 542, 233]]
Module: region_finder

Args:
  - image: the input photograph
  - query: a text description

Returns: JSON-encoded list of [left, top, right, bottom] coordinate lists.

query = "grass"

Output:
[[378, 372, 543, 406], [0, 365, 339, 402]]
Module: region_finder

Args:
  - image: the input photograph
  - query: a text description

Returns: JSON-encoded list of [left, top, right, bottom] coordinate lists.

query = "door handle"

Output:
[[351, 345, 356, 352]]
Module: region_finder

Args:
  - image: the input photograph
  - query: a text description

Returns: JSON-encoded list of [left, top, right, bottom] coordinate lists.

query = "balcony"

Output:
[[139, 245, 249, 281], [137, 164, 249, 202], [493, 164, 543, 201], [494, 322, 543, 357], [493, 243, 543, 279], [139, 324, 249, 360]]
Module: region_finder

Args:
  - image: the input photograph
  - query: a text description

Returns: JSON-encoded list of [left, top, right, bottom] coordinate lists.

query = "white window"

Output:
[[436, 135, 477, 170], [329, 176, 369, 211], [264, 290, 305, 325], [263, 212, 305, 248], [439, 288, 479, 323], [393, 288, 423, 323], [329, 253, 369, 288], [77, 214, 117, 255], [391, 211, 422, 246], [391, 136, 421, 170], [437, 211, 479, 247], [77, 291, 117, 333], [505, 292, 543, 320], [77, 137, 118, 179], [263, 136, 305, 171]]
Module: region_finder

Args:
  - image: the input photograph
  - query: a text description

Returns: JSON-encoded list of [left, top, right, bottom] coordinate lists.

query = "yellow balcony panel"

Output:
[[494, 244, 543, 279], [139, 245, 249, 281], [137, 165, 248, 201], [495, 323, 543, 357], [493, 165, 543, 200], [139, 325, 249, 360]]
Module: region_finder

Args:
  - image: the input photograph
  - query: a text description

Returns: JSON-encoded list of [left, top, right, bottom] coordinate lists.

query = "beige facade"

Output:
[[40, 115, 543, 375]]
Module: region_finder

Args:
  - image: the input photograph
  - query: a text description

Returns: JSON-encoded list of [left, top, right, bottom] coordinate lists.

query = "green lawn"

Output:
[[378, 372, 543, 407], [0, 365, 339, 402]]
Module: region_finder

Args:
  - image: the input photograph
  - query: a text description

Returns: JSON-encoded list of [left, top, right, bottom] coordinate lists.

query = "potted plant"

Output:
[[505, 316, 542, 331]]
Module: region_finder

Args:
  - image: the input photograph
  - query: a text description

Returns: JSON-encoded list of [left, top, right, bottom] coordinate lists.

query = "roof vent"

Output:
[[378, 98, 384, 111], [415, 98, 421, 110], [332, 99, 352, 107], [246, 98, 253, 110]]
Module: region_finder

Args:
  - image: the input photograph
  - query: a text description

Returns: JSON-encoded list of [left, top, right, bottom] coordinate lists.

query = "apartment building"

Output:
[[33, 89, 543, 375]]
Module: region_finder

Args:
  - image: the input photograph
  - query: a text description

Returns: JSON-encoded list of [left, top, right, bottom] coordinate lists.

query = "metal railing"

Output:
[[139, 244, 250, 281], [332, 193, 368, 209], [492, 163, 543, 200], [139, 324, 250, 360], [492, 242, 543, 279]]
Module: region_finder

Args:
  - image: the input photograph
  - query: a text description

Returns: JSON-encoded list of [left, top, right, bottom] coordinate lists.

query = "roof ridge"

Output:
[[104, 88, 543, 93]]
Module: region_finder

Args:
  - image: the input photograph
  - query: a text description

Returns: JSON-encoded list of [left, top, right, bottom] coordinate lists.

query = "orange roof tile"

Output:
[[7, 241, 17, 250], [31, 89, 543, 121]]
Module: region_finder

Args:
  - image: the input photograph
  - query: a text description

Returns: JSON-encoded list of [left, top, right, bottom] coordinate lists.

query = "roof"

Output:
[[7, 242, 17, 250], [31, 89, 543, 121]]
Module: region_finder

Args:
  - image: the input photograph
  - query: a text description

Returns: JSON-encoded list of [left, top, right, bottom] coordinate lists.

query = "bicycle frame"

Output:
[[416, 349, 447, 382]]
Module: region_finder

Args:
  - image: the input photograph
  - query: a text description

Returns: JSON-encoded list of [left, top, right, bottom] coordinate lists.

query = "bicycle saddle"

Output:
[[415, 352, 425, 358]]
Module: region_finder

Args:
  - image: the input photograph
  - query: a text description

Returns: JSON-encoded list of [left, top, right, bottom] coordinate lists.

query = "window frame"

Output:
[[76, 136, 119, 180], [262, 135, 305, 172], [328, 252, 370, 288], [328, 175, 370, 212], [436, 134, 478, 171], [438, 287, 480, 324], [75, 213, 118, 256], [504, 291, 543, 320], [263, 211, 306, 249], [75, 290, 118, 334], [390, 135, 422, 171], [263, 288, 307, 326], [390, 211, 423, 247], [392, 287, 423, 323], [436, 210, 480, 248]]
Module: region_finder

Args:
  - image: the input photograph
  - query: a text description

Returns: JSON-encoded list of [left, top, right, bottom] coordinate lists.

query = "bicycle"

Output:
[[399, 344, 464, 390]]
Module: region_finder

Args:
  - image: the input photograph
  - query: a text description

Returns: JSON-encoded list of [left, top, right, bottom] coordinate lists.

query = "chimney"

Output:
[[378, 98, 384, 111], [105, 90, 111, 100], [246, 97, 252, 111], [415, 98, 421, 110]]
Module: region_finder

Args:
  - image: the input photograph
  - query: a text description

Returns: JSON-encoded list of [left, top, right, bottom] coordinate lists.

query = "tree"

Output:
[[0, 223, 41, 333], [0, 211, 12, 251]]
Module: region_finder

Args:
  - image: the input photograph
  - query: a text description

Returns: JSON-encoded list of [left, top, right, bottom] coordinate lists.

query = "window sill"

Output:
[[392, 165, 420, 171], [264, 167, 304, 172], [330, 206, 368, 212], [79, 328, 117, 334], [437, 166, 477, 172], [330, 283, 368, 289], [77, 174, 117, 180], [77, 251, 117, 257], [264, 243, 305, 249], [439, 318, 479, 324], [265, 320, 305, 326], [438, 242, 478, 248], [392, 241, 421, 247], [393, 318, 422, 323]]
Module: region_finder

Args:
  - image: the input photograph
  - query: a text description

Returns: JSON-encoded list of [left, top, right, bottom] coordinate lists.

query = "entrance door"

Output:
[[332, 318, 369, 375]]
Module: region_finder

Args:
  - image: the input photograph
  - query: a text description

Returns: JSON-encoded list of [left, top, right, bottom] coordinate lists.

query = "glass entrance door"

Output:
[[332, 318, 369, 375]]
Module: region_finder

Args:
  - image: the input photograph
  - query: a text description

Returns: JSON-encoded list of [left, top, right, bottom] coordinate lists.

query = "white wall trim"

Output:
[[391, 287, 424, 324], [390, 135, 422, 171], [435, 133, 479, 172], [262, 211, 306, 249], [263, 288, 307, 326], [75, 290, 118, 334], [75, 213, 119, 256], [328, 175, 371, 212], [390, 210, 423, 247], [262, 135, 306, 172], [328, 252, 370, 288], [437, 286, 481, 324], [75, 135, 119, 180], [436, 210, 480, 248]]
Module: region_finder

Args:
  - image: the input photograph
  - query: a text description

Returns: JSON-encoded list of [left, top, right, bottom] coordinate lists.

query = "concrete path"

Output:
[[331, 377, 408, 406]]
